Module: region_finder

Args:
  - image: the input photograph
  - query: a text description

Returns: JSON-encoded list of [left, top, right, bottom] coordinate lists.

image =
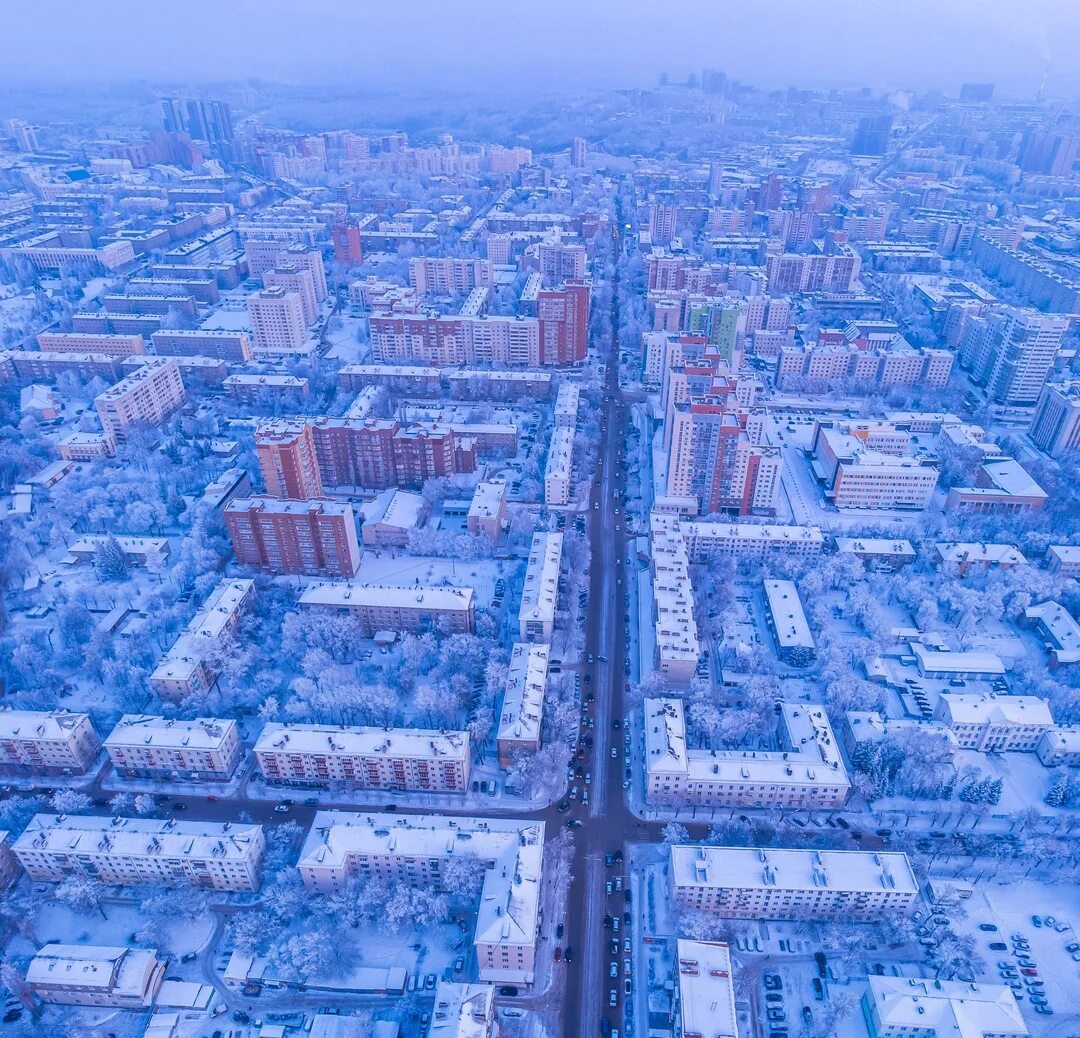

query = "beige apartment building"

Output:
[[0, 710, 101, 774], [27, 945, 165, 1008], [246, 285, 312, 357], [94, 358, 186, 440], [670, 845, 918, 921], [645, 698, 850, 808], [13, 815, 264, 891], [299, 582, 475, 635], [466, 481, 507, 541], [104, 715, 242, 780], [298, 812, 545, 985], [519, 532, 563, 642], [255, 722, 471, 791], [149, 578, 255, 699], [497, 642, 550, 767]]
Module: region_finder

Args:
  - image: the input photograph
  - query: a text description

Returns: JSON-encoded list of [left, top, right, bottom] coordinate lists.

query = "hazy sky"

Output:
[[4, 0, 1080, 97]]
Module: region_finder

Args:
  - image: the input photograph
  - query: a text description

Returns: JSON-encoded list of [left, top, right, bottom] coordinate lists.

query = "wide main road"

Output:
[[563, 207, 637, 1038]]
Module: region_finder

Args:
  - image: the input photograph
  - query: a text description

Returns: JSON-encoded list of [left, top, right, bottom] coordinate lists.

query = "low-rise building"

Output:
[[651, 512, 700, 684], [682, 522, 824, 562], [645, 698, 849, 808], [68, 535, 170, 566], [298, 812, 544, 984], [519, 532, 563, 642], [762, 579, 815, 666], [935, 693, 1054, 751], [863, 976, 1027, 1038], [553, 381, 580, 427], [0, 710, 100, 774], [223, 373, 310, 401], [299, 582, 475, 635], [497, 643, 549, 767], [1046, 544, 1080, 577], [429, 982, 498, 1038], [834, 537, 916, 570], [669, 845, 918, 921], [466, 482, 507, 541], [945, 458, 1048, 513], [255, 722, 470, 791], [1025, 600, 1080, 665], [104, 715, 242, 780], [911, 644, 1006, 679], [673, 940, 739, 1038], [544, 425, 575, 506], [149, 578, 254, 699], [933, 542, 1027, 574], [360, 489, 428, 549], [13, 815, 264, 891], [26, 945, 165, 1008], [57, 430, 117, 460], [1036, 727, 1080, 768]]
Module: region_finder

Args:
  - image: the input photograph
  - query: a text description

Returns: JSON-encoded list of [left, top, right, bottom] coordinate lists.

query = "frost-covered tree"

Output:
[[55, 874, 108, 919]]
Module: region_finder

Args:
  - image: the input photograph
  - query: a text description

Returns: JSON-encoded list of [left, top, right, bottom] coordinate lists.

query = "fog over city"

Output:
[[1, 0, 1079, 97]]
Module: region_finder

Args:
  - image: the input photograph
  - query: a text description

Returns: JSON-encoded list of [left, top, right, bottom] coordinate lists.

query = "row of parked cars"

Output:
[[1001, 926, 1052, 1016]]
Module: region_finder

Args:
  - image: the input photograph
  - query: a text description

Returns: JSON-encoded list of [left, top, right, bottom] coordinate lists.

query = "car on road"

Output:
[[606, 881, 613, 895], [274, 803, 290, 813], [499, 986, 519, 997], [624, 937, 631, 953], [989, 942, 1007, 951], [609, 990, 618, 1007], [564, 947, 573, 963], [609, 962, 618, 977], [978, 923, 998, 932], [557, 923, 564, 938], [623, 978, 631, 996], [1021, 968, 1039, 976], [557, 800, 570, 813], [611, 747, 618, 758]]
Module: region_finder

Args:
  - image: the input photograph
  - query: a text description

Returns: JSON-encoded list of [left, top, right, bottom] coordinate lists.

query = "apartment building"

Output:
[[298, 812, 545, 984], [246, 286, 312, 357], [765, 247, 861, 294], [519, 532, 563, 641], [36, 331, 146, 357], [673, 940, 740, 1038], [58, 431, 118, 460], [150, 329, 252, 363], [834, 537, 917, 571], [544, 425, 575, 506], [264, 261, 319, 324], [94, 358, 186, 440], [467, 481, 507, 541], [105, 715, 242, 781], [0, 710, 101, 774], [360, 489, 428, 548], [669, 845, 918, 921], [497, 643, 550, 767], [1029, 380, 1080, 457], [445, 368, 553, 400], [224, 373, 310, 402], [226, 497, 361, 577], [680, 522, 824, 563], [538, 240, 588, 286], [959, 309, 1068, 406], [0, 833, 18, 891], [26, 945, 165, 1008], [13, 815, 264, 891], [255, 722, 470, 791], [645, 698, 849, 808], [777, 341, 952, 391], [762, 579, 816, 665], [409, 257, 493, 295], [666, 404, 781, 516], [650, 512, 700, 685], [256, 421, 324, 499], [1047, 544, 1080, 577], [935, 693, 1055, 751], [69, 535, 170, 566], [149, 578, 254, 699], [298, 582, 475, 635]]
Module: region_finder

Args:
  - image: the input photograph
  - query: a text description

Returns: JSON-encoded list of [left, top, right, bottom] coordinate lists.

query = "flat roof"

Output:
[[935, 542, 1027, 566], [0, 709, 90, 743], [299, 812, 544, 949], [255, 722, 468, 762], [939, 692, 1053, 727], [105, 715, 237, 752], [651, 513, 700, 663], [670, 845, 918, 895], [763, 579, 814, 650], [910, 643, 1006, 675], [467, 481, 506, 521], [866, 976, 1026, 1038], [519, 532, 563, 625], [300, 582, 474, 612], [498, 643, 549, 745], [835, 537, 916, 557], [15, 814, 262, 863], [676, 940, 739, 1038]]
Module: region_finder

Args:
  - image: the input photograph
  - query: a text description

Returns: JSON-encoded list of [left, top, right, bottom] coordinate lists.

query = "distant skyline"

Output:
[[3, 0, 1080, 99]]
